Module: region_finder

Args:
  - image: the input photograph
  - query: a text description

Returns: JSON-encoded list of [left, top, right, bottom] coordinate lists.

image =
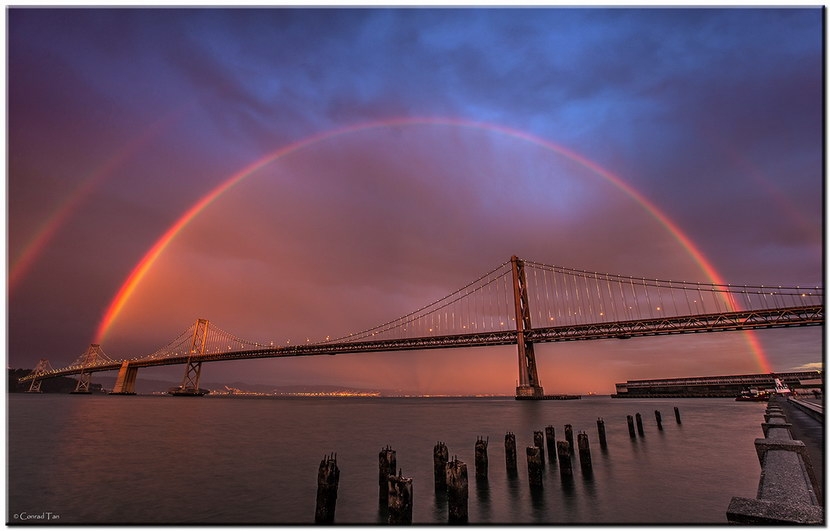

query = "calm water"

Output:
[[7, 394, 765, 524]]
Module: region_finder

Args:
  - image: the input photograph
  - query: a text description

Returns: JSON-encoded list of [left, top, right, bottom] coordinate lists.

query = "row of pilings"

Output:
[[314, 406, 682, 524]]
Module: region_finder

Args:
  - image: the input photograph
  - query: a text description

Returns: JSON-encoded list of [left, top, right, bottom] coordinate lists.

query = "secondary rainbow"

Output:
[[9, 103, 193, 294], [93, 116, 771, 372]]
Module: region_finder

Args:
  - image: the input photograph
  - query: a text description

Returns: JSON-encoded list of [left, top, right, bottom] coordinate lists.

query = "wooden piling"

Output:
[[387, 470, 413, 525], [596, 417, 607, 448], [533, 430, 545, 465], [445, 457, 468, 524], [556, 440, 573, 478], [474, 436, 489, 479], [544, 425, 557, 463], [314, 453, 339, 524], [655, 410, 663, 430], [577, 432, 592, 472], [433, 441, 448, 490], [564, 424, 574, 456], [378, 446, 397, 502], [504, 432, 518, 474], [635, 412, 645, 436], [526, 446, 543, 489], [674, 406, 682, 424], [626, 415, 636, 438]]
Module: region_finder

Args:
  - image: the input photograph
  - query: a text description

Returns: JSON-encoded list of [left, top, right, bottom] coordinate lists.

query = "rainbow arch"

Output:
[[93, 116, 772, 372]]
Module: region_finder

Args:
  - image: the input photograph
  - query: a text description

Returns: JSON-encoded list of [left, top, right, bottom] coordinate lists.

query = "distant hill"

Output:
[[8, 368, 105, 393], [8, 368, 387, 395]]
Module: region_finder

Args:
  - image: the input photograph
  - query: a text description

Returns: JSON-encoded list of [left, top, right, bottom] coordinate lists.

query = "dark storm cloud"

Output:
[[7, 7, 823, 392]]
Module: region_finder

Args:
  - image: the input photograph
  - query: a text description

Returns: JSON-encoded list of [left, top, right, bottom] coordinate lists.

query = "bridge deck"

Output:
[[21, 305, 823, 382]]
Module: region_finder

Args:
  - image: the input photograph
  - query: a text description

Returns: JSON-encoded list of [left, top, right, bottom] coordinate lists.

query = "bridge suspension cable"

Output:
[[523, 260, 823, 328], [324, 261, 517, 344], [133, 320, 269, 362]]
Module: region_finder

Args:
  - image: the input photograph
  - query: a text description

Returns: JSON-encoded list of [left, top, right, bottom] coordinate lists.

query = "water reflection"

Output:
[[475, 475, 491, 522], [431, 486, 447, 523], [529, 484, 546, 521]]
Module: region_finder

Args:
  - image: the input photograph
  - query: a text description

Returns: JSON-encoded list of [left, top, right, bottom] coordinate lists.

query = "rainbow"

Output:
[[93, 117, 771, 372], [9, 103, 193, 294]]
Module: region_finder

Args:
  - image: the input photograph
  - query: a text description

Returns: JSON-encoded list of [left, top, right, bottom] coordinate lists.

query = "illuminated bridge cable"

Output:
[[323, 261, 513, 344]]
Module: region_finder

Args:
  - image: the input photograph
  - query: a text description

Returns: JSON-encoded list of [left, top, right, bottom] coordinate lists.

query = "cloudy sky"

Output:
[[7, 7, 823, 395]]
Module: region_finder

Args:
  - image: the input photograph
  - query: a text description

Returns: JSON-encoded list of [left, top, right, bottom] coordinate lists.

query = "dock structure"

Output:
[[614, 370, 821, 398]]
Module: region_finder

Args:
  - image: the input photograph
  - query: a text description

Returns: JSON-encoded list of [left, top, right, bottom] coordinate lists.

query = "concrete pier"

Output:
[[445, 458, 468, 524], [727, 396, 823, 524], [110, 361, 138, 395], [314, 454, 339, 524]]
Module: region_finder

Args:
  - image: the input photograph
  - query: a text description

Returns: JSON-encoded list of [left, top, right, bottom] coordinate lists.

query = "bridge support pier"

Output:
[[110, 361, 138, 395], [511, 256, 544, 399]]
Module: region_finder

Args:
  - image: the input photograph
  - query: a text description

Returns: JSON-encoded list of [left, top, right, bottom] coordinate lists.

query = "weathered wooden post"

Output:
[[504, 432, 518, 474], [577, 432, 592, 472], [596, 417, 607, 448], [314, 453, 339, 524], [635, 412, 645, 436], [533, 430, 545, 465], [445, 457, 468, 524], [544, 425, 557, 463], [654, 410, 663, 430], [626, 415, 636, 438], [556, 440, 573, 479], [433, 441, 448, 490], [564, 424, 574, 456], [674, 406, 682, 424], [387, 469, 413, 525], [526, 446, 543, 489], [474, 436, 489, 479], [379, 446, 397, 502]]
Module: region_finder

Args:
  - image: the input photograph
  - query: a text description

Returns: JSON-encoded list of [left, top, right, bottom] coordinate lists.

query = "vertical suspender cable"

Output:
[[629, 276, 641, 320], [643, 278, 654, 318], [543, 266, 552, 324]]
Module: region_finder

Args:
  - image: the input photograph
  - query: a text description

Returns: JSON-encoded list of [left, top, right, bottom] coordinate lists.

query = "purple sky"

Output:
[[7, 7, 823, 395]]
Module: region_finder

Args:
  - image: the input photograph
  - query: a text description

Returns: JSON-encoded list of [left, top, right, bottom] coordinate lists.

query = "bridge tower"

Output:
[[176, 318, 209, 395], [72, 344, 105, 394], [511, 256, 544, 399], [26, 358, 52, 393]]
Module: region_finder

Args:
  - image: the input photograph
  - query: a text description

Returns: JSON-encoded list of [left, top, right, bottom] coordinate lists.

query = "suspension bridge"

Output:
[[19, 256, 823, 398]]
